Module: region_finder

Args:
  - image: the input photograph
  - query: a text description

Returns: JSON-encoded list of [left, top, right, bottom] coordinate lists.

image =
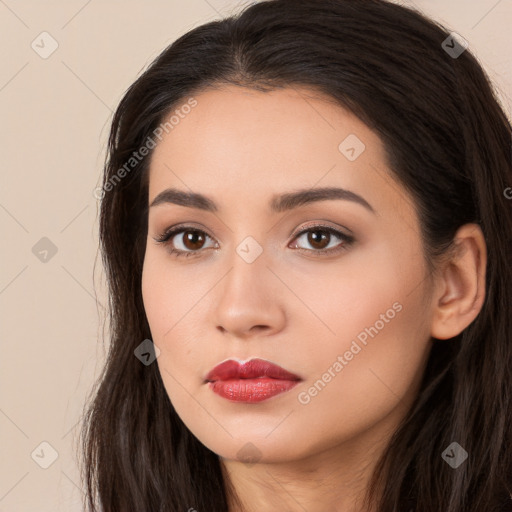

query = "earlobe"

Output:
[[430, 224, 487, 340]]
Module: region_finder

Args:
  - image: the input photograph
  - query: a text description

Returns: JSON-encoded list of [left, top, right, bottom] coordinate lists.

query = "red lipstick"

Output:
[[205, 358, 301, 403]]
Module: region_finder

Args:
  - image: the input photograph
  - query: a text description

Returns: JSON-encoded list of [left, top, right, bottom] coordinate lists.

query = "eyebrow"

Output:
[[149, 186, 375, 214]]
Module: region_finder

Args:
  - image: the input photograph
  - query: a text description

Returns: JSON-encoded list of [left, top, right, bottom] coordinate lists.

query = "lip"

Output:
[[205, 358, 302, 403]]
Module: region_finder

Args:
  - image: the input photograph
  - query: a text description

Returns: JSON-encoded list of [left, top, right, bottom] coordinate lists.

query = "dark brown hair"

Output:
[[80, 1, 512, 510]]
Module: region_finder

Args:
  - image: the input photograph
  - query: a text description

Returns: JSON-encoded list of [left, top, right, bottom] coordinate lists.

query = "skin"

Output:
[[141, 85, 487, 512]]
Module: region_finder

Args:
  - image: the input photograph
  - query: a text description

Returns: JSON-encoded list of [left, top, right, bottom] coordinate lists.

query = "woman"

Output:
[[80, 0, 512, 510]]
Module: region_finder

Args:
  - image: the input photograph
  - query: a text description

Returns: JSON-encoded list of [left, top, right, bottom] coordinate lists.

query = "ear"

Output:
[[430, 223, 487, 340]]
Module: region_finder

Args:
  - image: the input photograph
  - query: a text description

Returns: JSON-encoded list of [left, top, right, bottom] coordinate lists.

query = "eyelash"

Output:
[[153, 223, 355, 259]]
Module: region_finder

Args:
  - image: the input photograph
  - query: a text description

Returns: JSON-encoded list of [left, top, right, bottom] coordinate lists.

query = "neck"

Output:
[[220, 422, 393, 512]]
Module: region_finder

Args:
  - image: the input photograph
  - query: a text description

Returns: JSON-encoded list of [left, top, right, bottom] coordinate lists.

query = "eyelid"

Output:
[[289, 220, 353, 239], [152, 222, 215, 243]]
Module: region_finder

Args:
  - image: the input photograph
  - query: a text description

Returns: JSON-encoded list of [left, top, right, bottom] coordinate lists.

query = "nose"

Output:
[[213, 252, 287, 340]]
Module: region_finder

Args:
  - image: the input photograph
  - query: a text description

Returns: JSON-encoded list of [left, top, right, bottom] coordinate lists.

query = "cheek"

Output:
[[295, 272, 431, 442], [141, 251, 211, 409], [141, 248, 200, 339], [293, 241, 430, 413], [296, 298, 430, 455], [291, 247, 413, 358]]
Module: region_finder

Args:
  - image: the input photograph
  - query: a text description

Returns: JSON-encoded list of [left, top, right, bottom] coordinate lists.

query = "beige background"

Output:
[[0, 1, 510, 510]]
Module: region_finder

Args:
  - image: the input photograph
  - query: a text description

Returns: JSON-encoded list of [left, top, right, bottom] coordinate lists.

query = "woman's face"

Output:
[[141, 85, 435, 463]]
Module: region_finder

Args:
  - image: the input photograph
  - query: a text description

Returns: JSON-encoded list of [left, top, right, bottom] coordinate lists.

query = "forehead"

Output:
[[146, 85, 407, 219], [149, 85, 383, 168]]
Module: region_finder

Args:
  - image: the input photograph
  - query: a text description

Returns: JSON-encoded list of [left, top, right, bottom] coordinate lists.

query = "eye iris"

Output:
[[183, 230, 205, 250], [308, 230, 329, 249]]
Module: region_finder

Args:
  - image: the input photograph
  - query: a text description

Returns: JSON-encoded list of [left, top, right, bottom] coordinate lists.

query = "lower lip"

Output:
[[208, 378, 299, 403]]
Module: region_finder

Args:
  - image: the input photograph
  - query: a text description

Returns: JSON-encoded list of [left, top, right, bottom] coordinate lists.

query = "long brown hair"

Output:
[[80, 1, 512, 510]]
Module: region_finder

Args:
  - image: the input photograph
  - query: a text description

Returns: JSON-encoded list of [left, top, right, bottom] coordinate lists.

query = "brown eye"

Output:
[[292, 226, 353, 254], [154, 226, 216, 258], [306, 229, 331, 250], [181, 230, 206, 251]]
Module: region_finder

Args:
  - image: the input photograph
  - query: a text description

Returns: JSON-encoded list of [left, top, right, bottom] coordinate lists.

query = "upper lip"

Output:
[[205, 358, 302, 382]]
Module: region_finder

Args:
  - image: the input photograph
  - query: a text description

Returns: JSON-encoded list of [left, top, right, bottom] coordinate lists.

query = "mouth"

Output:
[[204, 358, 302, 403]]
